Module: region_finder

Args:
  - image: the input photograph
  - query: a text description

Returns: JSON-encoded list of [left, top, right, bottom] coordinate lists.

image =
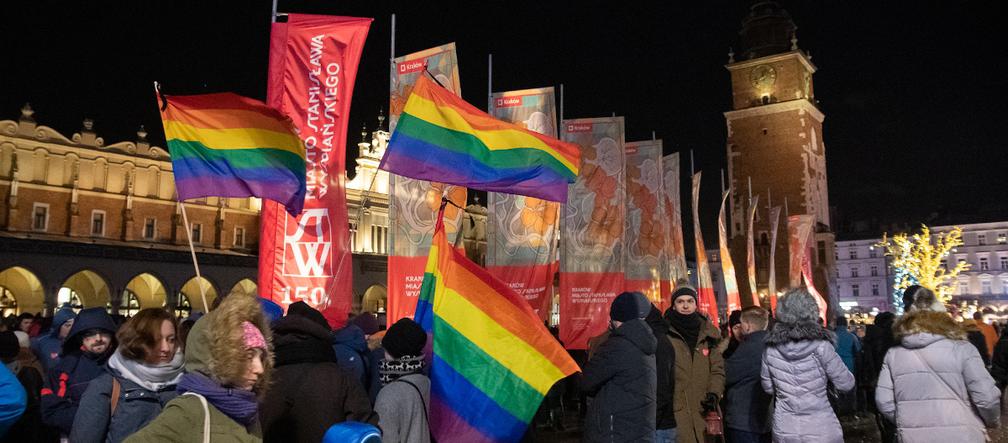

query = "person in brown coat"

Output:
[[664, 285, 725, 443]]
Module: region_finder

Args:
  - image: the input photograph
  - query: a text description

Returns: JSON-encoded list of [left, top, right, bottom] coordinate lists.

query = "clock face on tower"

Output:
[[750, 64, 777, 90]]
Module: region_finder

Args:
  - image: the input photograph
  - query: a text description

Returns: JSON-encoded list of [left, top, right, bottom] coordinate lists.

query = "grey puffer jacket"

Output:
[[875, 310, 1000, 443], [761, 323, 854, 443]]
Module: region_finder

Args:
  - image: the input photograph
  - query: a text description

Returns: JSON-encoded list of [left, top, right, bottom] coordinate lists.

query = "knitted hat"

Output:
[[241, 321, 267, 350], [902, 285, 923, 311], [349, 312, 381, 336], [610, 291, 650, 322], [907, 286, 945, 313], [382, 318, 427, 359], [728, 310, 742, 327], [671, 286, 698, 303], [287, 301, 331, 331], [775, 288, 820, 324]]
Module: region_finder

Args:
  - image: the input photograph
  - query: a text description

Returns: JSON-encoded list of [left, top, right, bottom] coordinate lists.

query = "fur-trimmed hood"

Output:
[[185, 295, 273, 396], [893, 310, 965, 343], [765, 321, 835, 346]]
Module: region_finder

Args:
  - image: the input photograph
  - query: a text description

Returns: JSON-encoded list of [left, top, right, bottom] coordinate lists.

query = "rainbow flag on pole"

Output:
[[158, 92, 307, 214], [380, 75, 580, 203], [415, 206, 580, 442]]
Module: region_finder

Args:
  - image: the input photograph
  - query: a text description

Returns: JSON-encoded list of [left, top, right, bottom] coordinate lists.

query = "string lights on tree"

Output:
[[878, 225, 969, 309]]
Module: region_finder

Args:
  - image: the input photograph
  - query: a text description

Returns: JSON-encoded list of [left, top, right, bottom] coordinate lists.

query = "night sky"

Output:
[[3, 1, 1005, 242]]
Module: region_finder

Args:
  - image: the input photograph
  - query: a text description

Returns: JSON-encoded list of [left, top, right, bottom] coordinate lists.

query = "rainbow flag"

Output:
[[158, 92, 307, 214], [380, 75, 580, 203], [415, 207, 580, 442]]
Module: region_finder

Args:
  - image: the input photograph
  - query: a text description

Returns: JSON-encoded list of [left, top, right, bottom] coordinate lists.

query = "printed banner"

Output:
[[487, 87, 560, 322], [746, 195, 760, 306], [663, 153, 688, 288], [692, 172, 718, 327], [624, 140, 667, 310], [787, 214, 815, 289], [559, 117, 625, 349], [386, 43, 466, 327], [258, 15, 371, 328], [767, 206, 781, 312], [718, 189, 741, 313]]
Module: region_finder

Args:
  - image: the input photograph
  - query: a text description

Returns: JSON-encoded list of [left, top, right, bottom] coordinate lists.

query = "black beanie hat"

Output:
[[671, 286, 698, 303], [728, 310, 742, 327], [383, 318, 427, 359], [0, 331, 19, 361], [287, 301, 331, 331], [902, 285, 923, 311], [610, 291, 650, 322]]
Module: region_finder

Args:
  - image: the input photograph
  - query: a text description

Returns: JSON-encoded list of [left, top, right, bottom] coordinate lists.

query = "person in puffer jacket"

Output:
[[761, 288, 854, 443], [875, 286, 1000, 443]]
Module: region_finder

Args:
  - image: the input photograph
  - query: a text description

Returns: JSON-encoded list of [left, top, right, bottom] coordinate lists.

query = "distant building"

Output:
[[833, 238, 893, 313], [935, 222, 1008, 312]]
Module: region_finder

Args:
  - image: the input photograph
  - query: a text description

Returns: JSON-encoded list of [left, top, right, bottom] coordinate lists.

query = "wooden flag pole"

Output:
[[179, 202, 209, 313]]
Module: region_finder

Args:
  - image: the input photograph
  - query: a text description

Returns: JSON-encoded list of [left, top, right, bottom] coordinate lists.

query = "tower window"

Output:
[[761, 95, 770, 105], [762, 128, 768, 135]]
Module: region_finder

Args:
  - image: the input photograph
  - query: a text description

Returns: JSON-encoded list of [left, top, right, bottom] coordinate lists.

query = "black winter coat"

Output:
[[580, 318, 657, 443], [260, 315, 377, 443], [645, 308, 676, 430], [724, 330, 772, 434], [990, 334, 1008, 390]]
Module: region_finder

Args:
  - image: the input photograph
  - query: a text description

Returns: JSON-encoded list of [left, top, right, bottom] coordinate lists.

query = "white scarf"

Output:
[[108, 347, 185, 392]]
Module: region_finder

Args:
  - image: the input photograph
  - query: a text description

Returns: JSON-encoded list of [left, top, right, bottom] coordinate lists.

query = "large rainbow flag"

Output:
[[380, 75, 580, 203], [158, 92, 307, 214], [415, 206, 580, 442]]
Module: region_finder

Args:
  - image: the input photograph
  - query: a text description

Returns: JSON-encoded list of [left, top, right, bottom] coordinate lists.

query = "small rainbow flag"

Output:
[[380, 75, 580, 203], [415, 207, 580, 442], [158, 92, 307, 214]]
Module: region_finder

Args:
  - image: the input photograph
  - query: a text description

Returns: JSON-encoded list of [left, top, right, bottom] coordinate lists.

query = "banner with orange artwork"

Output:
[[746, 195, 760, 306], [624, 140, 667, 310], [386, 43, 467, 326], [767, 206, 782, 312], [787, 214, 815, 289], [486, 87, 560, 322], [559, 117, 625, 350], [717, 189, 741, 314], [692, 172, 718, 327], [662, 153, 688, 293]]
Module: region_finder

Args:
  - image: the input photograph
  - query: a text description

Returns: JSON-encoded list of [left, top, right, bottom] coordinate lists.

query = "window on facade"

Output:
[[191, 224, 202, 243], [959, 258, 968, 267], [870, 266, 878, 277], [175, 293, 192, 319], [849, 249, 857, 259], [91, 210, 105, 236], [233, 227, 246, 248], [120, 290, 140, 317], [982, 281, 992, 295], [869, 248, 877, 258], [999, 233, 1007, 244], [144, 218, 156, 239], [941, 259, 948, 270], [872, 283, 879, 296], [0, 287, 16, 318], [852, 284, 860, 297], [959, 282, 969, 295], [851, 267, 859, 278], [1001, 256, 1008, 270], [980, 258, 989, 271], [978, 234, 987, 246], [349, 223, 357, 252], [370, 225, 387, 254], [32, 203, 49, 231]]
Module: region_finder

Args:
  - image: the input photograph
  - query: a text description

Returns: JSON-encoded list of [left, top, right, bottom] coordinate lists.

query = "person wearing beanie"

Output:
[[876, 286, 1000, 442], [719, 310, 743, 360], [126, 293, 272, 442], [40, 307, 118, 436], [260, 303, 376, 443], [664, 285, 724, 443], [375, 318, 431, 443], [761, 288, 853, 443], [580, 291, 657, 442], [31, 304, 76, 372]]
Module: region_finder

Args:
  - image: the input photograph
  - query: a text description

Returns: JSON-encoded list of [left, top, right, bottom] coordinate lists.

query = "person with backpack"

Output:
[[374, 318, 431, 443], [70, 308, 183, 443], [260, 302, 376, 443]]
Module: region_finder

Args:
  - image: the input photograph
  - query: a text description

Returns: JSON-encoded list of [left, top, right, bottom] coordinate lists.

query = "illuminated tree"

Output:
[[878, 225, 969, 306]]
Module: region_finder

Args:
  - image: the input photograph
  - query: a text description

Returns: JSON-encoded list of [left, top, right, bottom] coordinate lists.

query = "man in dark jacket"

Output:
[[40, 307, 116, 435], [580, 291, 657, 442], [645, 305, 676, 442], [31, 304, 75, 372], [260, 302, 376, 443], [725, 306, 773, 443]]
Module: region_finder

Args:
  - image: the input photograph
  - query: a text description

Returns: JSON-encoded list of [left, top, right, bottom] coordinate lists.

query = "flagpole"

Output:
[[271, 0, 278, 23], [487, 53, 493, 112], [652, 130, 656, 141], [179, 202, 209, 313], [690, 150, 695, 175], [559, 83, 564, 123]]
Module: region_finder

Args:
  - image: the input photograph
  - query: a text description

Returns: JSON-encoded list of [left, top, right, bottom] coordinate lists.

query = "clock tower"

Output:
[[725, 1, 836, 310]]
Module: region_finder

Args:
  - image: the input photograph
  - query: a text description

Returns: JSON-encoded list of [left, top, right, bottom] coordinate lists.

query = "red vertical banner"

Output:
[[559, 117, 625, 350], [258, 15, 371, 328], [692, 172, 719, 327], [487, 87, 560, 322], [767, 206, 782, 312], [386, 44, 466, 327], [624, 140, 666, 309], [717, 189, 741, 313]]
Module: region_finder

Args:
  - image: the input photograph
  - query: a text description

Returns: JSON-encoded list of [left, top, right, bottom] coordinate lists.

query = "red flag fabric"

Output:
[[692, 172, 719, 327], [258, 15, 371, 328]]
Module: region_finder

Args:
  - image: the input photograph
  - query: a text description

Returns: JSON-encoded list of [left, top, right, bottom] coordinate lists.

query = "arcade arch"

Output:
[[124, 273, 168, 310], [229, 279, 257, 297], [60, 270, 111, 309], [180, 277, 218, 313], [0, 266, 45, 315], [361, 285, 387, 314]]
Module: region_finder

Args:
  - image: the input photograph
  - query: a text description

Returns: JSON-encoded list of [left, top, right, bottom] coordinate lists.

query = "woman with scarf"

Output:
[[126, 293, 272, 442], [664, 285, 725, 443], [71, 308, 184, 443], [374, 318, 430, 443]]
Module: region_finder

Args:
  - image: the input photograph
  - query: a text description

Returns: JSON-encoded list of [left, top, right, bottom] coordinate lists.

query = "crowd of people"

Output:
[[1, 282, 1007, 442], [0, 295, 422, 443]]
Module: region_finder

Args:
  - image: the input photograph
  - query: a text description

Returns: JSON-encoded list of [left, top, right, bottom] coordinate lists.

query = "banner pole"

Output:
[[271, 0, 278, 23], [559, 83, 564, 123], [652, 130, 656, 141], [690, 149, 695, 175], [487, 53, 493, 111], [179, 202, 209, 312]]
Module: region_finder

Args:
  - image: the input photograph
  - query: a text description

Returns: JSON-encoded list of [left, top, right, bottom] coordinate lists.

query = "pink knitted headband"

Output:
[[241, 321, 266, 350]]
